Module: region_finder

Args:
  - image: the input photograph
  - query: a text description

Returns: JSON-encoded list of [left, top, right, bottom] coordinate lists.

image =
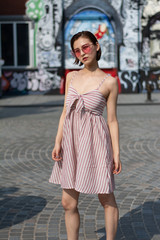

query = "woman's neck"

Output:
[[83, 62, 99, 73]]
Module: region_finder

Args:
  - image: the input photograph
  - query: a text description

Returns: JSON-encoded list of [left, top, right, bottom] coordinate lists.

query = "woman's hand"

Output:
[[52, 143, 62, 161], [113, 157, 122, 175]]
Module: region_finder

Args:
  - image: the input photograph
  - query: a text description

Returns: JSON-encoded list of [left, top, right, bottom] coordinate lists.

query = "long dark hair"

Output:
[[70, 31, 101, 66]]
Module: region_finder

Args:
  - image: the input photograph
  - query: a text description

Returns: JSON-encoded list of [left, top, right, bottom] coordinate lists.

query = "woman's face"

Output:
[[73, 37, 99, 65]]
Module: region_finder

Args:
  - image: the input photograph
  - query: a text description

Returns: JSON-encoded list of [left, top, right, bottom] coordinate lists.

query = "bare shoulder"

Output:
[[105, 75, 118, 91], [66, 70, 77, 78], [66, 70, 76, 81], [66, 70, 77, 85]]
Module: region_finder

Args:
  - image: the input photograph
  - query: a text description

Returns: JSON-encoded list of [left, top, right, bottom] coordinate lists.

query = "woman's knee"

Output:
[[98, 192, 117, 208], [61, 189, 79, 211], [62, 197, 78, 211]]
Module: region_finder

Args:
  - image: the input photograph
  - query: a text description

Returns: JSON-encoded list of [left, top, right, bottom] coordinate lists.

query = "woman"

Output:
[[49, 31, 122, 240]]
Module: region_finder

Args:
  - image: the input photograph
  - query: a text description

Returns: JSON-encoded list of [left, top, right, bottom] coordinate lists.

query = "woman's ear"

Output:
[[96, 42, 100, 51]]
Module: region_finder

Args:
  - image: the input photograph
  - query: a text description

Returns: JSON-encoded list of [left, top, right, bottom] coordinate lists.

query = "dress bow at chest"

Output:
[[66, 93, 85, 118]]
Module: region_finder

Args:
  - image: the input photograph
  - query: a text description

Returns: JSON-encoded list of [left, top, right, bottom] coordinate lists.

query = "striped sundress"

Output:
[[49, 72, 115, 194]]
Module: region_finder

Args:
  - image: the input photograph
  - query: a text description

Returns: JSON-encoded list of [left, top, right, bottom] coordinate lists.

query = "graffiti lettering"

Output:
[[119, 71, 139, 92]]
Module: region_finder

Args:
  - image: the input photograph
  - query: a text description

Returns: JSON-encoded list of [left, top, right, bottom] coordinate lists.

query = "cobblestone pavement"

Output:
[[0, 104, 160, 240]]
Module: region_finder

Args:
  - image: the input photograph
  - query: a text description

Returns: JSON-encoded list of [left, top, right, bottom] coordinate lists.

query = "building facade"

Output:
[[0, 0, 160, 95]]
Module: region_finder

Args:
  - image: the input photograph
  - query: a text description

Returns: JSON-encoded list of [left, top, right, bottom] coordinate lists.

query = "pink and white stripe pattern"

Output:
[[49, 74, 115, 194]]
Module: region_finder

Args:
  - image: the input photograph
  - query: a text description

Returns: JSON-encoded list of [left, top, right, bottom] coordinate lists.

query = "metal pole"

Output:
[[0, 74, 1, 98], [137, 0, 141, 93], [146, 17, 153, 101], [0, 59, 5, 98]]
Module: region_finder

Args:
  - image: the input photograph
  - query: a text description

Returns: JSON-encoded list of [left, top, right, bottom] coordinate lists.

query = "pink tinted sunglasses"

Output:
[[71, 43, 93, 58]]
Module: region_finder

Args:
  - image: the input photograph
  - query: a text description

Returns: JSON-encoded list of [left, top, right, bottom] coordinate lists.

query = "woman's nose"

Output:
[[80, 49, 85, 56]]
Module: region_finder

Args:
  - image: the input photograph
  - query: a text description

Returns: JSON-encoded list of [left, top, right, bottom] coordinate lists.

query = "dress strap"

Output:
[[97, 73, 111, 90], [70, 71, 78, 86]]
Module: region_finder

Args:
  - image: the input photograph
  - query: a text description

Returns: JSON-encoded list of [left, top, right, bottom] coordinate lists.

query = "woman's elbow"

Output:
[[107, 118, 118, 126]]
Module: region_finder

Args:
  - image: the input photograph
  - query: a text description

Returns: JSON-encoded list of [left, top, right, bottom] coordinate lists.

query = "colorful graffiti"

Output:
[[2, 68, 61, 93], [26, 0, 45, 67], [65, 10, 116, 69], [36, 0, 61, 68]]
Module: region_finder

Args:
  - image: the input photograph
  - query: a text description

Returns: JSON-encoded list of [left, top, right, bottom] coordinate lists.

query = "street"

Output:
[[0, 103, 160, 240]]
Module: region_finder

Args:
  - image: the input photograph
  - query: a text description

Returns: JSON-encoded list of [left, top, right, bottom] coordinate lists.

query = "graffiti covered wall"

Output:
[[35, 0, 144, 93], [1, 0, 160, 95], [141, 0, 160, 92], [108, 0, 140, 92], [36, 0, 61, 68]]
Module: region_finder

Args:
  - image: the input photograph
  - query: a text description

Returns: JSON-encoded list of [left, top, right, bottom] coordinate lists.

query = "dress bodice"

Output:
[[65, 72, 110, 118], [66, 85, 107, 118]]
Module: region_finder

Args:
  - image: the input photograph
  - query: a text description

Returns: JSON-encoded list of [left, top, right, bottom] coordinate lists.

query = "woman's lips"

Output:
[[83, 57, 88, 61]]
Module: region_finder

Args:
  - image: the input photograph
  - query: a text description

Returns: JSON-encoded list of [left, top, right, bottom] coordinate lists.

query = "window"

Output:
[[1, 24, 14, 65], [0, 22, 32, 68]]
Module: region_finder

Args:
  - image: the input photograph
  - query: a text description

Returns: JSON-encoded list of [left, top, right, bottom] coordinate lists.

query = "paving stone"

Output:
[[0, 104, 160, 239]]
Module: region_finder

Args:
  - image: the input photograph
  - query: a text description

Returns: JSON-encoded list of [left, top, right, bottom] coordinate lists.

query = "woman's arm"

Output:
[[106, 77, 121, 174], [52, 71, 73, 161]]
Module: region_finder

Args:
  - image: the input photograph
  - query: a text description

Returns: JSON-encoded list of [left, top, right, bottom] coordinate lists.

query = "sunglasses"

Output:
[[71, 43, 93, 58]]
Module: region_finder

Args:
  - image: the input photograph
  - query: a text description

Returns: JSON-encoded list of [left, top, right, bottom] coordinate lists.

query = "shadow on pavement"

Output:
[[0, 187, 47, 229], [0, 106, 60, 119], [96, 200, 160, 240]]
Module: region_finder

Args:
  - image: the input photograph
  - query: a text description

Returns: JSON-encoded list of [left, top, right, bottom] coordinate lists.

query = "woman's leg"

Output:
[[98, 192, 119, 240], [62, 189, 80, 240]]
